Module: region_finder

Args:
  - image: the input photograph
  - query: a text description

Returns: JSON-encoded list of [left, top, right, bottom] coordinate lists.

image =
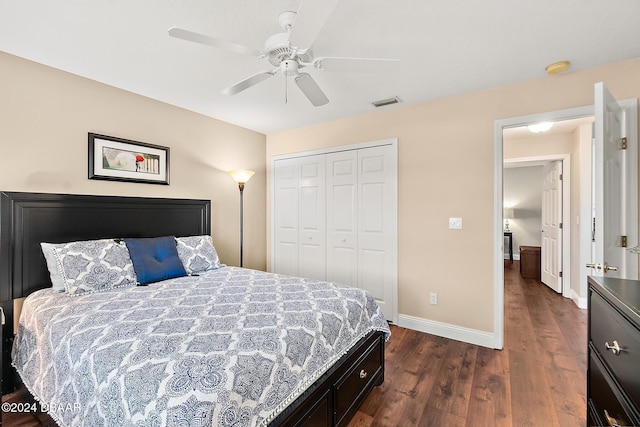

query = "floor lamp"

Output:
[[229, 170, 255, 267]]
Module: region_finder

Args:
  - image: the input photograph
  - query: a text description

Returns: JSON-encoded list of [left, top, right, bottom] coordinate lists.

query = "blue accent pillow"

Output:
[[124, 236, 187, 285]]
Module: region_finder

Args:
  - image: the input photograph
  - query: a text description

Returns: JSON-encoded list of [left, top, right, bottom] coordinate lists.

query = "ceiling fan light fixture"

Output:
[[372, 97, 402, 108], [546, 61, 570, 75], [281, 59, 300, 76]]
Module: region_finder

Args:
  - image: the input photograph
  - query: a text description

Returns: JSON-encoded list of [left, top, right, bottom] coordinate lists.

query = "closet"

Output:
[[272, 140, 397, 322]]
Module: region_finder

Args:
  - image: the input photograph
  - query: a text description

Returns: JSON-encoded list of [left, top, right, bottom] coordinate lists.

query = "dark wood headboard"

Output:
[[0, 191, 210, 342], [0, 192, 210, 393], [0, 191, 211, 302]]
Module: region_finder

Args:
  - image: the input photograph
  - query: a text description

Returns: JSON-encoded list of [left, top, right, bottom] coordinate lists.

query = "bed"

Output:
[[0, 191, 390, 427]]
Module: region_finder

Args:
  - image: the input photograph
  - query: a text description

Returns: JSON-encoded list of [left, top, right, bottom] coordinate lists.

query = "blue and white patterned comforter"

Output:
[[12, 267, 391, 427]]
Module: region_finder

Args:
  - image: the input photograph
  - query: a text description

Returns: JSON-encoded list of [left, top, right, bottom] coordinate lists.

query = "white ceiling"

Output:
[[2, 1, 639, 134]]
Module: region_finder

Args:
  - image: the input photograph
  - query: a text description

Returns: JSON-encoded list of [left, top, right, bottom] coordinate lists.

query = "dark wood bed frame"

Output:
[[0, 191, 384, 427]]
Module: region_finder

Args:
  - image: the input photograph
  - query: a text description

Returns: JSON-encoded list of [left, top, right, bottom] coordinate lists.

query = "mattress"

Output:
[[12, 266, 391, 427]]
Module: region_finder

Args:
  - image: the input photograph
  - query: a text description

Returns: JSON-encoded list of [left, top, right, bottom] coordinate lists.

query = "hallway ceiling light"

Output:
[[528, 122, 554, 133], [546, 61, 570, 75]]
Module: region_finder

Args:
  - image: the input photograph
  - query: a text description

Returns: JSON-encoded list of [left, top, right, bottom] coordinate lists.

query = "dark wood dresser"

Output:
[[587, 276, 640, 426]]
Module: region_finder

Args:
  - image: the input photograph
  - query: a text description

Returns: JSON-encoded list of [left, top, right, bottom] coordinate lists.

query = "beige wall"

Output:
[[266, 58, 640, 334], [5, 48, 638, 336], [0, 52, 267, 270]]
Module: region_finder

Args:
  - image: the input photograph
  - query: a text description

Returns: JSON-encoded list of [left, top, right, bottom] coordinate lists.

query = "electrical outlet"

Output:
[[429, 292, 438, 305]]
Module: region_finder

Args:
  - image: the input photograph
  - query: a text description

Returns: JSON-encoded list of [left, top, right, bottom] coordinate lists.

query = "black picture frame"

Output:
[[88, 133, 170, 185]]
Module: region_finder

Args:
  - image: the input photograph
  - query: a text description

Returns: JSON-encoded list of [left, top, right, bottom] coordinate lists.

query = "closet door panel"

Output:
[[274, 159, 300, 276], [298, 156, 326, 280], [326, 151, 358, 286], [358, 146, 396, 320], [360, 248, 386, 300]]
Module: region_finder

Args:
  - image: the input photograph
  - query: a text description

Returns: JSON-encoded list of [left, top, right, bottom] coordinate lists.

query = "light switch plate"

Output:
[[449, 217, 462, 229]]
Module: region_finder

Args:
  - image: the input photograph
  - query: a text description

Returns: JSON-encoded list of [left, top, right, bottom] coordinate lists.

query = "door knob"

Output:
[[603, 263, 619, 273], [586, 263, 602, 271]]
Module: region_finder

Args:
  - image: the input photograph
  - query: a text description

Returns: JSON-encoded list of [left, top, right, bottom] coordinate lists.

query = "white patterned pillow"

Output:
[[41, 242, 67, 292], [45, 239, 137, 296], [175, 235, 222, 274]]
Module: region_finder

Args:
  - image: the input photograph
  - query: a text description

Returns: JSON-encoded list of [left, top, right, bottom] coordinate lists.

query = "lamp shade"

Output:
[[503, 208, 515, 219], [228, 170, 255, 183]]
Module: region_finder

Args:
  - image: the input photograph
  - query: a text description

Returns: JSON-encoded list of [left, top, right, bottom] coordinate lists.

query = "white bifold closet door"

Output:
[[326, 146, 396, 319], [273, 142, 397, 322], [274, 154, 326, 280]]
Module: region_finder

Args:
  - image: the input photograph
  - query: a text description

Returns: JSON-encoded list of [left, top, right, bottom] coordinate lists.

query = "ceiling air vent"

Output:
[[371, 96, 402, 108]]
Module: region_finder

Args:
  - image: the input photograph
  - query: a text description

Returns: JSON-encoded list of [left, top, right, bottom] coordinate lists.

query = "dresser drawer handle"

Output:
[[604, 409, 621, 427], [359, 369, 368, 379], [604, 340, 622, 355]]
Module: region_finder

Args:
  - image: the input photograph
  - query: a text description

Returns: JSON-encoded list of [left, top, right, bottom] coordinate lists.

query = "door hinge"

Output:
[[621, 235, 627, 247], [559, 173, 563, 180], [559, 222, 563, 229], [621, 137, 628, 149], [559, 271, 563, 278]]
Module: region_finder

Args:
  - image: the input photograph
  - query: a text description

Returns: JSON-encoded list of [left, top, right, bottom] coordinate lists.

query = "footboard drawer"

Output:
[[333, 336, 384, 426], [273, 331, 385, 427]]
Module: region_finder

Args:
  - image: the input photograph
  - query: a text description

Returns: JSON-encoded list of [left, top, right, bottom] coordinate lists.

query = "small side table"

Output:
[[504, 231, 513, 263], [520, 245, 541, 280]]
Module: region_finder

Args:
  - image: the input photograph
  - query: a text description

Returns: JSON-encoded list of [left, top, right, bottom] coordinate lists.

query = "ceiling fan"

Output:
[[168, 0, 398, 107]]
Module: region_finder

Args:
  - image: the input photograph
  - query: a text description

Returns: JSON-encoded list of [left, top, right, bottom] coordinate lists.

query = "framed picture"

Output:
[[88, 133, 169, 185]]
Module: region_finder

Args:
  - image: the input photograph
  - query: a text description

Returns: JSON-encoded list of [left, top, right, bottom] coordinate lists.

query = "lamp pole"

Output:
[[238, 181, 245, 267], [229, 170, 255, 267]]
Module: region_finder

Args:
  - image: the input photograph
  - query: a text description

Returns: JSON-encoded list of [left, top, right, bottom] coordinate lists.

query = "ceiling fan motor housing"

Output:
[[264, 32, 312, 66]]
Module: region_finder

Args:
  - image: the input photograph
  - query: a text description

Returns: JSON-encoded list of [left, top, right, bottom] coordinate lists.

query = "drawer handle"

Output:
[[604, 340, 622, 355], [604, 409, 621, 427], [359, 369, 368, 379]]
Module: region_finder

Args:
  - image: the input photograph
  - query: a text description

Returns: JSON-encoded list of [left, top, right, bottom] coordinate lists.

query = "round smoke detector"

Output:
[[546, 61, 570, 75]]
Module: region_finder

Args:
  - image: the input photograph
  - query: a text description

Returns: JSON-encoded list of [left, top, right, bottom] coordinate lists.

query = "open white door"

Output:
[[590, 82, 638, 278], [541, 160, 563, 292]]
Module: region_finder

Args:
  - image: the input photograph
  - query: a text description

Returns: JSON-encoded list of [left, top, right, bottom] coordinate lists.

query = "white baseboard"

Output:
[[571, 289, 588, 309], [504, 254, 521, 261], [397, 314, 497, 349]]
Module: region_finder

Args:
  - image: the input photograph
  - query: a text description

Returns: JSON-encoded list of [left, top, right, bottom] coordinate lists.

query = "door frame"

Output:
[[493, 105, 593, 350], [504, 155, 571, 299], [494, 100, 638, 349]]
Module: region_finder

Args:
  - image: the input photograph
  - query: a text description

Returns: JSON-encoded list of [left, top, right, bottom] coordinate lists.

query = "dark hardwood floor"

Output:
[[2, 261, 587, 427], [348, 260, 587, 427]]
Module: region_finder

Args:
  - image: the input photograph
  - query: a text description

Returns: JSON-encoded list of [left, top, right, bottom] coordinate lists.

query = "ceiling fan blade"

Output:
[[288, 0, 340, 49], [314, 57, 400, 73], [295, 73, 329, 106], [222, 70, 276, 96], [168, 27, 262, 57]]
